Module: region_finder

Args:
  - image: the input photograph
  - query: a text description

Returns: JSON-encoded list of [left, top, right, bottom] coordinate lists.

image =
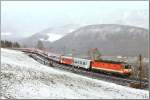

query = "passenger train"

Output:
[[59, 55, 132, 76], [21, 48, 132, 76]]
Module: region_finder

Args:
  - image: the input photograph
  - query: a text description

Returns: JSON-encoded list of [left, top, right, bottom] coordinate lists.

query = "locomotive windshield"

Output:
[[124, 64, 131, 69]]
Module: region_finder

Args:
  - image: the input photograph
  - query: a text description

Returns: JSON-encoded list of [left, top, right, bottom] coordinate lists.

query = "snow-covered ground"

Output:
[[1, 48, 149, 99]]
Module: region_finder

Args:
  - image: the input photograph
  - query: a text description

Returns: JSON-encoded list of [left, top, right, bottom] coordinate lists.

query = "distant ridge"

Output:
[[50, 24, 148, 57]]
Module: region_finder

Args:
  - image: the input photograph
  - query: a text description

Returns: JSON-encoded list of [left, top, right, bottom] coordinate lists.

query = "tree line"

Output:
[[1, 40, 20, 48], [1, 40, 45, 49]]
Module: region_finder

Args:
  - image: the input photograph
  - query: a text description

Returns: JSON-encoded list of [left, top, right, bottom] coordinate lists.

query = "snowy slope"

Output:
[[1, 48, 149, 99], [40, 33, 63, 42], [19, 24, 81, 47]]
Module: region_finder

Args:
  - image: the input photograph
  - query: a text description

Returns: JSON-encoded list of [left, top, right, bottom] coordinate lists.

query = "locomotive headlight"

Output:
[[124, 69, 128, 73], [124, 69, 132, 73]]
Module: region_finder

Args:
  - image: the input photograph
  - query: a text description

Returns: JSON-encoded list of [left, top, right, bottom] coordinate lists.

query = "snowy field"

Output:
[[1, 48, 149, 99]]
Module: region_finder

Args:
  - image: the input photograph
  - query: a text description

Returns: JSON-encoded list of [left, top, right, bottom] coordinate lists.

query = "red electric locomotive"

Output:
[[91, 60, 132, 75]]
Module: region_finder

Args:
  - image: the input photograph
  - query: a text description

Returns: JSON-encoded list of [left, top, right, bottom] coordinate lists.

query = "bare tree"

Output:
[[36, 40, 44, 50], [91, 48, 101, 61]]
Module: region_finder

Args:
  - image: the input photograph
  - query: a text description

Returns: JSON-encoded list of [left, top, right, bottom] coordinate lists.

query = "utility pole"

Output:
[[64, 46, 66, 55], [128, 54, 144, 89], [72, 49, 76, 57], [139, 54, 142, 88], [87, 50, 91, 59]]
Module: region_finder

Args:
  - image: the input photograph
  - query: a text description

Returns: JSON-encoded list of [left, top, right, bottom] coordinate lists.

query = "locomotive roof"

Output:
[[94, 59, 127, 64]]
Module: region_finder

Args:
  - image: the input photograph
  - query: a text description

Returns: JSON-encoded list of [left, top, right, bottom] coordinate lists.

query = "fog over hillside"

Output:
[[50, 24, 148, 57], [1, 1, 148, 57], [18, 24, 81, 47], [1, 1, 148, 38]]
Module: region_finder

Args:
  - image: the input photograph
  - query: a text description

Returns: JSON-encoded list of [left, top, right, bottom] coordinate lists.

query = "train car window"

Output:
[[80, 61, 82, 64], [83, 62, 86, 65], [85, 62, 87, 65]]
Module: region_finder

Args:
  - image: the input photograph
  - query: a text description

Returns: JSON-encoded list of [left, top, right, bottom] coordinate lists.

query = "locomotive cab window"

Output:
[[124, 64, 131, 69]]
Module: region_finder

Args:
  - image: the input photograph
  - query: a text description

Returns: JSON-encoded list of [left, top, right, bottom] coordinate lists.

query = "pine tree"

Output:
[[1, 40, 20, 48], [7, 41, 12, 48], [1, 40, 5, 47], [13, 42, 20, 48]]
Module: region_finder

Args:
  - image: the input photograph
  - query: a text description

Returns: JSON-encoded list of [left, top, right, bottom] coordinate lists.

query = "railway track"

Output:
[[47, 61, 149, 89], [22, 51, 149, 90]]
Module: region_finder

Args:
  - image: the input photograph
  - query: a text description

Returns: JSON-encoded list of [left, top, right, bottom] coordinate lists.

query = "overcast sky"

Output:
[[1, 1, 149, 37]]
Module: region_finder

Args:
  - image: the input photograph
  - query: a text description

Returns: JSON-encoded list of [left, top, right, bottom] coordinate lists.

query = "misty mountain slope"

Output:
[[50, 24, 148, 57], [19, 24, 81, 47]]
